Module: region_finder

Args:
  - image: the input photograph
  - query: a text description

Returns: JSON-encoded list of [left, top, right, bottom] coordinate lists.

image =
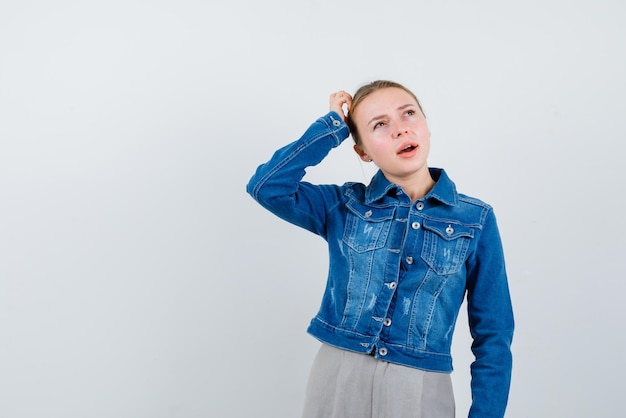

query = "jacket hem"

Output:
[[307, 317, 453, 373]]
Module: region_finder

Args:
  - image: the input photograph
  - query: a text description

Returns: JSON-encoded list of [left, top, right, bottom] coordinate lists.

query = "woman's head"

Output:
[[347, 80, 425, 145], [346, 80, 432, 191]]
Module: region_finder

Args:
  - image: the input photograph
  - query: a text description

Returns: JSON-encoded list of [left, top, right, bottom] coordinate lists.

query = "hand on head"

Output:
[[329, 91, 352, 122]]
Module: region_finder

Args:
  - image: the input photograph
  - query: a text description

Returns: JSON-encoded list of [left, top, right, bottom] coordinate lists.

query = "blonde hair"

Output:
[[347, 80, 425, 145]]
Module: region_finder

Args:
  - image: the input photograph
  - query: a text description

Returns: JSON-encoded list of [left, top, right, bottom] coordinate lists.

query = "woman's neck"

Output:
[[386, 168, 435, 201]]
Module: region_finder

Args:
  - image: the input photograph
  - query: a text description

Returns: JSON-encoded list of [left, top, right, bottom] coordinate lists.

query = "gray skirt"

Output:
[[302, 344, 455, 418]]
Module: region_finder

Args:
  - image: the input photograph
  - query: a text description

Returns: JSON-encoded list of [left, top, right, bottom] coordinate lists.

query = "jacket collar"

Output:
[[365, 168, 458, 206]]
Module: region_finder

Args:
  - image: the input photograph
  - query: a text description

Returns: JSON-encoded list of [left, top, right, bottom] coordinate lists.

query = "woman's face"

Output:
[[351, 87, 431, 183]]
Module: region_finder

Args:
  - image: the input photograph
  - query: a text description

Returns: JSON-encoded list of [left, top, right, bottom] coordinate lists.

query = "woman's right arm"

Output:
[[246, 109, 350, 237]]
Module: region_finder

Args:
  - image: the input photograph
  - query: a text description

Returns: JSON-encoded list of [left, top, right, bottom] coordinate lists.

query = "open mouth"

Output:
[[399, 144, 417, 154]]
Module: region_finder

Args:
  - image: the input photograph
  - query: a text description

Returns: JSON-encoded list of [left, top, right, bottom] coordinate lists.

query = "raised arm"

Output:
[[246, 92, 352, 237]]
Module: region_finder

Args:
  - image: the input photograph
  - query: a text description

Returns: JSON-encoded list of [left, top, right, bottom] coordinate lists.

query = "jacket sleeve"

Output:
[[465, 208, 514, 418], [246, 112, 350, 237]]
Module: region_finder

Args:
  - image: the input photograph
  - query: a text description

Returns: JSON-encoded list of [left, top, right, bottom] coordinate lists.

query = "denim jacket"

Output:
[[247, 112, 514, 418]]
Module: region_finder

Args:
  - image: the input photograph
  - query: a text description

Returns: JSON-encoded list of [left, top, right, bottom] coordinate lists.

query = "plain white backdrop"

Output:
[[1, 1, 625, 417]]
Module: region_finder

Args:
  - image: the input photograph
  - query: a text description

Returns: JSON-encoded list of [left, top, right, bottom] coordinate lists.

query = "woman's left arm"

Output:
[[465, 208, 514, 418]]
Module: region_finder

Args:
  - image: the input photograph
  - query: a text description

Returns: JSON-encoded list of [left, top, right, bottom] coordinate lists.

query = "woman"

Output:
[[246, 80, 514, 417]]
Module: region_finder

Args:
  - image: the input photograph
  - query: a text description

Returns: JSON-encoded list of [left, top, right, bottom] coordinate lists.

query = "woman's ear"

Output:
[[353, 144, 372, 162]]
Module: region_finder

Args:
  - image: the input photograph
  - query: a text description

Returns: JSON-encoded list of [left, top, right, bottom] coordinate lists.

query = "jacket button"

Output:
[[411, 221, 420, 230], [388, 282, 397, 289], [383, 318, 392, 327], [405, 256, 414, 264], [379, 347, 388, 356], [416, 202, 424, 210], [446, 225, 454, 235]]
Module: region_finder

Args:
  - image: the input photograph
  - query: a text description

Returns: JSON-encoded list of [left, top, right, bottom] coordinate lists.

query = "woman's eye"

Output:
[[406, 110, 415, 116], [374, 121, 386, 129]]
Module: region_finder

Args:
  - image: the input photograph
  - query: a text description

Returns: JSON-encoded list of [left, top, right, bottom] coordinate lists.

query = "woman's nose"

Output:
[[395, 127, 408, 138]]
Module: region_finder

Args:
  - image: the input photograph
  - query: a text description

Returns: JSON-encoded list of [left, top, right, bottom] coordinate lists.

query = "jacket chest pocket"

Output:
[[342, 202, 395, 253], [420, 219, 475, 275]]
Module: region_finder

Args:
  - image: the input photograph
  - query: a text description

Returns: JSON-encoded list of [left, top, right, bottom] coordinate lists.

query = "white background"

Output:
[[1, 1, 625, 417]]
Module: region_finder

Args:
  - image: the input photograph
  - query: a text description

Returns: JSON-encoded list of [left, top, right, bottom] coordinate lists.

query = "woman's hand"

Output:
[[329, 90, 352, 122]]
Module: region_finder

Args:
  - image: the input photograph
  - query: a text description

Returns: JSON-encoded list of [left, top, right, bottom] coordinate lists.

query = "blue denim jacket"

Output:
[[247, 112, 514, 417]]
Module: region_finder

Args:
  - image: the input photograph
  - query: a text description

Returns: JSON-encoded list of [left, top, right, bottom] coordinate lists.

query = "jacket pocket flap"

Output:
[[422, 219, 475, 240], [345, 200, 395, 222]]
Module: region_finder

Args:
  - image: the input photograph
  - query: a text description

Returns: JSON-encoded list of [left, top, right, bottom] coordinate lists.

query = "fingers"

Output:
[[329, 90, 352, 121]]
